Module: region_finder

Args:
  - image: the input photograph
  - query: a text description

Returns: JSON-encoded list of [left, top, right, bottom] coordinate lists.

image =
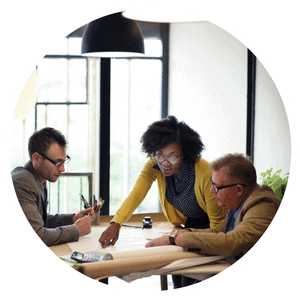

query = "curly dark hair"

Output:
[[28, 127, 67, 160], [140, 116, 204, 163]]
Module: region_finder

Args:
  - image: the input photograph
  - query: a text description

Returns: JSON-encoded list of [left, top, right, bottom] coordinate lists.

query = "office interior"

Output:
[[10, 12, 291, 290]]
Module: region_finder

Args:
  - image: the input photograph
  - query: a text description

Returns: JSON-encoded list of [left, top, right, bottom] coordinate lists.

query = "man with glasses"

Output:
[[146, 153, 281, 260], [12, 127, 99, 246]]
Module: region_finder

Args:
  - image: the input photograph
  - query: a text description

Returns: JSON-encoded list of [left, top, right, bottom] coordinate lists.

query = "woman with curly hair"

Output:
[[99, 117, 227, 285]]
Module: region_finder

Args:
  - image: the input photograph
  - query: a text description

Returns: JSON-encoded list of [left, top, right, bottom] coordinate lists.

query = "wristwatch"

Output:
[[169, 230, 178, 245]]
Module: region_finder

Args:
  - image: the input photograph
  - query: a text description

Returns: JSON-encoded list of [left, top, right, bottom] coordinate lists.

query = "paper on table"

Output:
[[67, 226, 169, 254], [111, 245, 184, 260], [119, 255, 227, 282], [73, 248, 203, 280]]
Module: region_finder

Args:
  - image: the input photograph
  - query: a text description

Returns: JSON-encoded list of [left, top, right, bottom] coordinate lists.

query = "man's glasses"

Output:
[[210, 177, 246, 193], [39, 152, 71, 167], [154, 154, 181, 165]]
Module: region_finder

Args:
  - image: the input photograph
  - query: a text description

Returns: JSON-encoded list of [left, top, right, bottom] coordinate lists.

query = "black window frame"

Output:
[[33, 22, 170, 216], [100, 23, 170, 215]]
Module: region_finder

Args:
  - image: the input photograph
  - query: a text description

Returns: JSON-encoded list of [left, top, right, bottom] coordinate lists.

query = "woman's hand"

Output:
[[99, 222, 121, 248]]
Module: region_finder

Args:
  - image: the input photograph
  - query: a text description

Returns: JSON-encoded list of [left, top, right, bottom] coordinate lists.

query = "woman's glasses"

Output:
[[154, 154, 181, 165]]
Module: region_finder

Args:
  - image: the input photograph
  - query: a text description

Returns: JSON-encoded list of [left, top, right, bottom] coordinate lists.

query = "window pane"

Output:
[[110, 60, 130, 214], [37, 58, 68, 103], [67, 105, 89, 172], [37, 58, 87, 103], [68, 59, 87, 102], [48, 175, 90, 214], [129, 59, 162, 213], [36, 105, 68, 136], [110, 58, 162, 215], [35, 104, 89, 173]]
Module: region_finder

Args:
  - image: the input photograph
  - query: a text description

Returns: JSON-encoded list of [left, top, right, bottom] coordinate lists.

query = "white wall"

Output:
[[254, 60, 291, 176], [168, 21, 291, 179]]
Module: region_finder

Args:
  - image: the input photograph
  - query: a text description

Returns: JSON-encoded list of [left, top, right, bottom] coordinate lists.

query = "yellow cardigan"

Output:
[[112, 157, 227, 229]]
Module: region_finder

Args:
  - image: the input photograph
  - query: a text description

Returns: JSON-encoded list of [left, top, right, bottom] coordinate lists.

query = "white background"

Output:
[[1, 1, 299, 299], [168, 21, 291, 176]]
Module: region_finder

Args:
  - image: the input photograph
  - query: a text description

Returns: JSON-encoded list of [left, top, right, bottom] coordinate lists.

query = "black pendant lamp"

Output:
[[81, 12, 145, 57]]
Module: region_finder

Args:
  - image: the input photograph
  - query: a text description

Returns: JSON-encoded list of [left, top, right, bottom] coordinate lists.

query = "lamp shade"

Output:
[[81, 12, 145, 57]]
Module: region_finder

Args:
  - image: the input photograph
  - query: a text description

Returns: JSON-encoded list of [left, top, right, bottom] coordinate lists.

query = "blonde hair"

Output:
[[210, 153, 257, 187]]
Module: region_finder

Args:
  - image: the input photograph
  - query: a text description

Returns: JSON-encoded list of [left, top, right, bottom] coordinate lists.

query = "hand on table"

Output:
[[145, 230, 187, 248], [99, 222, 121, 248], [73, 203, 100, 223]]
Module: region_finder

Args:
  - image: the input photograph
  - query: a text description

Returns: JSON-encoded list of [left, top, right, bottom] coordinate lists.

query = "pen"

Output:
[[122, 224, 143, 229]]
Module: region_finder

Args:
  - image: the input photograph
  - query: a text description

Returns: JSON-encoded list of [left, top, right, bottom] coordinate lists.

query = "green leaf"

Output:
[[259, 168, 289, 201]]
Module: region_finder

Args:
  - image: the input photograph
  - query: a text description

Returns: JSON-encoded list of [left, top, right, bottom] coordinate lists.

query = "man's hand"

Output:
[[73, 203, 100, 223], [145, 230, 187, 248], [74, 216, 92, 237], [145, 234, 170, 248], [99, 222, 121, 248]]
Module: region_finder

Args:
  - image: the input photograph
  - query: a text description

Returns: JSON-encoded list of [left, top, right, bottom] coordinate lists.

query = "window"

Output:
[[108, 22, 168, 215], [110, 48, 163, 214], [10, 21, 168, 216], [36, 58, 87, 104], [11, 36, 100, 213]]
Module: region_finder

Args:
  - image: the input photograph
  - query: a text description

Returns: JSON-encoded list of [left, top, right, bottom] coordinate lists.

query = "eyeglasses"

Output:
[[38, 152, 71, 167], [210, 177, 246, 193], [154, 154, 181, 165]]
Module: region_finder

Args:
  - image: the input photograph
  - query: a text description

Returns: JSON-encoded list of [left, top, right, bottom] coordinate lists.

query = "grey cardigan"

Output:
[[11, 161, 80, 246]]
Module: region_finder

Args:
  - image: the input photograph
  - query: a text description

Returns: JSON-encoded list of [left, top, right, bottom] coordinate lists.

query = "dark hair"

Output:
[[140, 116, 204, 163], [210, 153, 257, 187], [28, 127, 67, 160]]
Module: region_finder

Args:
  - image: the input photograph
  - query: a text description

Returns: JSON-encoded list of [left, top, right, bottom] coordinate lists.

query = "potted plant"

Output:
[[259, 168, 289, 200]]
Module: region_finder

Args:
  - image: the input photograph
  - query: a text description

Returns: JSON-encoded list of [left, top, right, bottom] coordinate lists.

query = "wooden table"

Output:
[[49, 214, 232, 290]]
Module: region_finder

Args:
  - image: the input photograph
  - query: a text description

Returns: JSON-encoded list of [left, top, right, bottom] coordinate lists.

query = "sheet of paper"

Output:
[[67, 225, 169, 255]]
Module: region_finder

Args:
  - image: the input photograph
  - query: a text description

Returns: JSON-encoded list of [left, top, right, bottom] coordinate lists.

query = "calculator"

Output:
[[70, 251, 113, 263]]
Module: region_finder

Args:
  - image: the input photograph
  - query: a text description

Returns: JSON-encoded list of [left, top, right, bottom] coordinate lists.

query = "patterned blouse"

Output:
[[155, 158, 207, 219]]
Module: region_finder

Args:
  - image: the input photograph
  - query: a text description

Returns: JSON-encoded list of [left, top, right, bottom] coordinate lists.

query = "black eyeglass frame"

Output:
[[210, 177, 246, 193], [38, 152, 71, 167]]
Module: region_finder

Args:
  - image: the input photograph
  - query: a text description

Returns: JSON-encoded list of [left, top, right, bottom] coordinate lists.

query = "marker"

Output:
[[80, 194, 90, 209], [99, 198, 105, 210]]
